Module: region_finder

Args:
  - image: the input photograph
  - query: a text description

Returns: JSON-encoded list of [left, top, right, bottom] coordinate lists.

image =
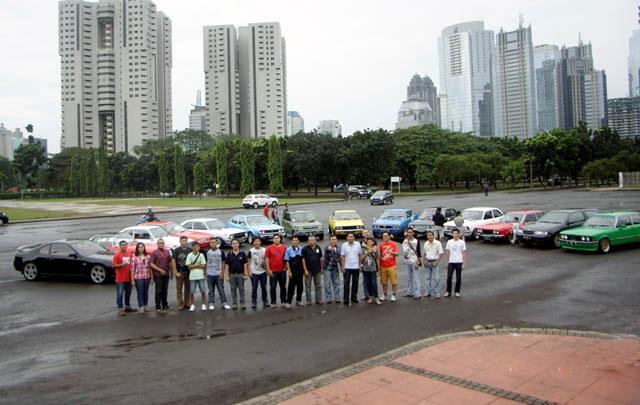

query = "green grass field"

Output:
[[1, 207, 81, 221]]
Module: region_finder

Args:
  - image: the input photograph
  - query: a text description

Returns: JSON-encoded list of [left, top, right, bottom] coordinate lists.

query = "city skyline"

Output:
[[0, 0, 636, 153]]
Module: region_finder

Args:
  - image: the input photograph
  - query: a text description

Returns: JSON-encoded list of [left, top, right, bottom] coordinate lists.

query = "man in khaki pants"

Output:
[[171, 236, 192, 310]]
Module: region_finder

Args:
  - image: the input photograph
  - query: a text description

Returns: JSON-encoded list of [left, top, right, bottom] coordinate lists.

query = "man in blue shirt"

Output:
[[285, 236, 304, 308]]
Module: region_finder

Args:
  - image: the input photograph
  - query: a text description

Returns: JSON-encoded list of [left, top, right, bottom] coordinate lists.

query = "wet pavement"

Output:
[[0, 189, 639, 404]]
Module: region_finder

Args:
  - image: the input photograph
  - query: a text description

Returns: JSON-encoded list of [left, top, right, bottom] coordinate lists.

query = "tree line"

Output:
[[1, 125, 639, 197]]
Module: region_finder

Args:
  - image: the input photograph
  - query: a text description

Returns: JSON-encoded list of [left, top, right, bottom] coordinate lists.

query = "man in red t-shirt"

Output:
[[265, 234, 288, 308], [112, 240, 133, 316], [379, 232, 400, 302]]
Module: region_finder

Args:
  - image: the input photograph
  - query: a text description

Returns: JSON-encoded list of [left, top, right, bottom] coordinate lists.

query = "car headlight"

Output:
[[493, 230, 500, 235], [517, 230, 523, 234], [534, 231, 548, 236], [561, 234, 568, 240], [337, 226, 343, 231], [197, 238, 208, 243], [464, 227, 470, 231]]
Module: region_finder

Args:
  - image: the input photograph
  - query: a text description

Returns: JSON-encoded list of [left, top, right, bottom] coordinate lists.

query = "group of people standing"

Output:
[[112, 224, 468, 315]]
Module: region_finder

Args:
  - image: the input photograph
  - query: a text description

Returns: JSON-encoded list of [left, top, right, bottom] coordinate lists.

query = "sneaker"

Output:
[[163, 306, 172, 311], [156, 308, 162, 312], [201, 304, 207, 311], [316, 301, 323, 305], [367, 298, 373, 304], [414, 295, 422, 300], [435, 294, 441, 299], [118, 309, 126, 316], [124, 307, 134, 313], [455, 292, 461, 298], [335, 299, 341, 304], [251, 304, 257, 309], [351, 299, 359, 304], [232, 304, 238, 310], [189, 305, 195, 312], [424, 294, 431, 298], [223, 304, 231, 310], [381, 295, 388, 301], [270, 304, 277, 308], [138, 307, 144, 313], [390, 295, 397, 302], [144, 306, 150, 312], [375, 299, 382, 305], [208, 304, 215, 310], [444, 292, 450, 297], [296, 301, 304, 306], [241, 305, 247, 310], [327, 300, 333, 304], [285, 303, 291, 309]]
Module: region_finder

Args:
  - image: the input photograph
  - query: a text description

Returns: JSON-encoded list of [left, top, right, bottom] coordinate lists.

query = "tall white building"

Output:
[[317, 120, 342, 137], [0, 124, 13, 160], [629, 30, 640, 97], [287, 111, 304, 134], [203, 25, 240, 136], [238, 22, 287, 138], [438, 21, 494, 136], [584, 70, 608, 130], [492, 23, 537, 140], [534, 44, 561, 131], [58, 0, 172, 154]]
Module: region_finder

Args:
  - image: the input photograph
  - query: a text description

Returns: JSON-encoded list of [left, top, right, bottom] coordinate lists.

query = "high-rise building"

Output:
[[629, 30, 640, 97], [203, 25, 240, 136], [584, 70, 608, 129], [395, 95, 435, 129], [188, 90, 207, 132], [492, 23, 537, 140], [405, 74, 440, 127], [58, 0, 172, 154], [438, 21, 494, 136], [287, 111, 304, 135], [608, 97, 640, 138], [238, 22, 287, 138], [0, 124, 13, 160], [534, 45, 561, 131], [317, 120, 342, 137]]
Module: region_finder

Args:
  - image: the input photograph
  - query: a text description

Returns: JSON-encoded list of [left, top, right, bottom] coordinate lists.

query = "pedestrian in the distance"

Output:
[[248, 238, 268, 309], [453, 211, 465, 241], [445, 229, 466, 298], [113, 240, 133, 316], [206, 238, 230, 310], [511, 217, 520, 245], [323, 235, 341, 304], [171, 236, 192, 310], [302, 235, 323, 305], [361, 238, 381, 305], [402, 228, 422, 299], [484, 181, 489, 196], [271, 204, 280, 225], [340, 233, 362, 305], [379, 231, 399, 302], [283, 203, 289, 217], [149, 239, 172, 312], [186, 241, 207, 312], [225, 239, 249, 310], [423, 231, 443, 298], [432, 207, 446, 243], [130, 242, 152, 313], [264, 203, 270, 219], [266, 234, 287, 308]]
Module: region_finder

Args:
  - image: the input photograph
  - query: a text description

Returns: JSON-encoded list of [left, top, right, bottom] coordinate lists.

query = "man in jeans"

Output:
[[186, 241, 207, 312], [266, 234, 287, 308], [149, 239, 172, 311], [302, 235, 323, 305], [445, 229, 467, 298], [285, 236, 305, 308], [247, 238, 268, 309], [422, 231, 443, 298], [323, 235, 341, 304], [206, 238, 230, 310], [402, 229, 422, 299], [225, 239, 249, 310], [340, 233, 362, 305], [112, 240, 133, 316], [171, 236, 192, 310]]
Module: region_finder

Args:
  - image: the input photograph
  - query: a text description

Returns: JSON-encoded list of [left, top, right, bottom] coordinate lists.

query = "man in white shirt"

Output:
[[340, 233, 362, 305], [402, 229, 422, 299], [445, 229, 466, 298], [423, 231, 444, 298]]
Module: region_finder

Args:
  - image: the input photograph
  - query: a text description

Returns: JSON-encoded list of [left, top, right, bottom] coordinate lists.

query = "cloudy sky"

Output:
[[0, 0, 637, 153]]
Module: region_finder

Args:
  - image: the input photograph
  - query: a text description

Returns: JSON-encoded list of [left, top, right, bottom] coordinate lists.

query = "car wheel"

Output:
[[507, 232, 514, 243], [23, 262, 39, 281], [598, 238, 611, 254], [552, 233, 561, 248], [90, 264, 108, 284], [247, 233, 254, 244], [271, 201, 277, 207], [390, 199, 393, 204], [216, 237, 224, 247], [253, 202, 259, 209], [472, 228, 480, 240]]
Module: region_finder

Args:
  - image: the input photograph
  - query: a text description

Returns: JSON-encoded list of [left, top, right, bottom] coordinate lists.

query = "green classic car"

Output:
[[560, 211, 640, 253], [282, 210, 325, 240]]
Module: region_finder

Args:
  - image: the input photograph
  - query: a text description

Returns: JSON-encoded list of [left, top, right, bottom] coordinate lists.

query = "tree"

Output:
[[158, 150, 170, 193], [501, 159, 526, 187], [68, 156, 79, 196], [97, 144, 110, 196], [433, 154, 464, 189], [525, 132, 559, 186], [0, 156, 17, 191], [84, 149, 97, 196], [267, 135, 283, 194], [240, 140, 255, 195], [13, 137, 47, 188], [215, 141, 228, 196], [174, 144, 186, 198], [193, 162, 206, 198]]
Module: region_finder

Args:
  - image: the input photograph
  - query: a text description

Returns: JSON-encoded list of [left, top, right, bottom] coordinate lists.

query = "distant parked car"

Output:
[[0, 212, 8, 225], [408, 207, 457, 238], [227, 214, 285, 244], [180, 218, 248, 247], [14, 240, 115, 284], [370, 190, 393, 205], [142, 221, 211, 251], [517, 209, 598, 248], [444, 207, 504, 240], [348, 185, 372, 199], [117, 225, 183, 249], [328, 210, 365, 238], [477, 210, 545, 243], [89, 233, 157, 255], [282, 210, 324, 240], [242, 194, 279, 209], [560, 211, 640, 253], [335, 184, 345, 191], [372, 208, 419, 238]]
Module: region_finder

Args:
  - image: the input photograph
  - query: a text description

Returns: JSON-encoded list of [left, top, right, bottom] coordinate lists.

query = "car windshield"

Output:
[[584, 215, 615, 228], [72, 240, 107, 256], [538, 212, 569, 224], [164, 223, 186, 233], [462, 210, 483, 220], [380, 211, 406, 219], [147, 227, 169, 238], [204, 220, 225, 229], [373, 191, 386, 196], [419, 209, 437, 219], [247, 216, 271, 225], [115, 233, 135, 243], [334, 212, 360, 220], [291, 212, 315, 222], [502, 212, 522, 223]]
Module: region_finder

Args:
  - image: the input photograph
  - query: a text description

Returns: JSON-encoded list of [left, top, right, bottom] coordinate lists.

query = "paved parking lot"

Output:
[[0, 189, 638, 404]]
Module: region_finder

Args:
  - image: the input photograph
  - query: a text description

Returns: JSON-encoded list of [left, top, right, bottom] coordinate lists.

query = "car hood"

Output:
[[444, 219, 481, 227], [289, 221, 322, 228], [334, 219, 364, 226], [175, 231, 211, 240], [410, 219, 434, 226], [478, 223, 512, 231], [560, 226, 612, 237], [371, 195, 386, 200], [86, 251, 116, 262], [521, 222, 564, 233], [373, 218, 405, 226], [250, 223, 284, 232]]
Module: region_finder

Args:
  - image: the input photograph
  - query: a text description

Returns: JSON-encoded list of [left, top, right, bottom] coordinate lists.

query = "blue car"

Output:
[[372, 209, 419, 238], [227, 214, 286, 244]]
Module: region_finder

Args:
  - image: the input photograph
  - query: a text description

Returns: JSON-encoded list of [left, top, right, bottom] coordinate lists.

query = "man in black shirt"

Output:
[[302, 235, 323, 305], [171, 236, 192, 310], [432, 207, 446, 242]]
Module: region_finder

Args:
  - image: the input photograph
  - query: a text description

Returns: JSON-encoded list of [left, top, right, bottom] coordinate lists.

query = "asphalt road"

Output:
[[0, 189, 639, 404]]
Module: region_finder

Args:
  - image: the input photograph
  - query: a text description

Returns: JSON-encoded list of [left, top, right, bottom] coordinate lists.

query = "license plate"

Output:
[[523, 235, 531, 240], [483, 236, 491, 240], [569, 241, 576, 246]]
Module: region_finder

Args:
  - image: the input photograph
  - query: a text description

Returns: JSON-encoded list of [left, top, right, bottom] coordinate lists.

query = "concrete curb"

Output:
[[238, 327, 639, 405]]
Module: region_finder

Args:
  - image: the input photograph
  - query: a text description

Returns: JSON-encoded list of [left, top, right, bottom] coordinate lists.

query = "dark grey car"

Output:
[[370, 190, 393, 205], [14, 240, 116, 284], [517, 209, 598, 248], [348, 185, 372, 199]]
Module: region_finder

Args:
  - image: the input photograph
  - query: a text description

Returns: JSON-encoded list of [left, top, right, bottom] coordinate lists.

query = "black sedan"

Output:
[[14, 240, 116, 284], [0, 212, 8, 225], [370, 190, 393, 205], [517, 209, 598, 248]]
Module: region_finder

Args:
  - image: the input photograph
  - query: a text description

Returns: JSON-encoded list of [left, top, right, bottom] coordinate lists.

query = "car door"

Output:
[[567, 212, 586, 229], [192, 221, 208, 232], [49, 242, 82, 275], [482, 210, 493, 225], [630, 214, 640, 242], [614, 215, 634, 246], [445, 208, 456, 221], [523, 213, 538, 225], [182, 221, 194, 230], [492, 209, 503, 223], [33, 244, 51, 272]]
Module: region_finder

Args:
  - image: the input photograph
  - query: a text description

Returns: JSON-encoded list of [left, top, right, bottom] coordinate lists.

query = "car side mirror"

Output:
[[618, 224, 627, 229], [69, 253, 78, 259]]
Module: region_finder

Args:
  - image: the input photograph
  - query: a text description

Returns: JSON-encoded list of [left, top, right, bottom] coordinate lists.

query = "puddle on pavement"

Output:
[[109, 330, 227, 352]]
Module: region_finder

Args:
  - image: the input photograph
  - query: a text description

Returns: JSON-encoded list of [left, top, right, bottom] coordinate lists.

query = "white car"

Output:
[[117, 225, 183, 249], [242, 194, 279, 209], [181, 218, 249, 246], [444, 207, 504, 240]]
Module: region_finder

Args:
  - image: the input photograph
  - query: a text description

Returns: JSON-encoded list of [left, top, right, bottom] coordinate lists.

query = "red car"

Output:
[[477, 210, 545, 243], [142, 221, 211, 250]]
